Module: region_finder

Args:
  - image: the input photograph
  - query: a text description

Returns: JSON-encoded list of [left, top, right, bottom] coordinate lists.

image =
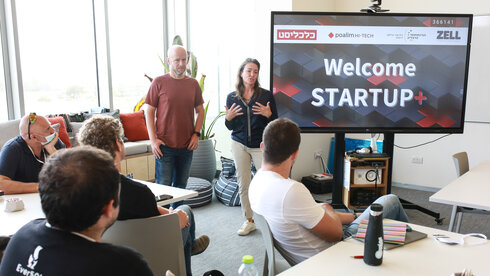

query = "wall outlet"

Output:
[[314, 151, 322, 158], [411, 156, 423, 164]]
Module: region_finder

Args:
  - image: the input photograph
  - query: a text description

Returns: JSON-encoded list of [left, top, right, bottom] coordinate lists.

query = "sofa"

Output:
[[0, 111, 156, 182]]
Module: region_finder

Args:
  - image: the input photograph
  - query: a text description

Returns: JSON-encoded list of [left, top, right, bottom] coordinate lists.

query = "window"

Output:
[[166, 0, 187, 47], [107, 0, 165, 113], [188, 0, 259, 117], [0, 32, 7, 121], [16, 0, 98, 115]]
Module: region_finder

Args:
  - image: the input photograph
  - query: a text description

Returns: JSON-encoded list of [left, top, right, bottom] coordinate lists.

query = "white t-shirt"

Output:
[[249, 170, 335, 262]]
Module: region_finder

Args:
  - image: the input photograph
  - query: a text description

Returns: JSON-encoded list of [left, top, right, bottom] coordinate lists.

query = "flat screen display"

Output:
[[271, 12, 473, 133]]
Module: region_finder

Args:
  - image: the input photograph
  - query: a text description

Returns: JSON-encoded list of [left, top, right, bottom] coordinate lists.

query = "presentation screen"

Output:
[[271, 12, 473, 133]]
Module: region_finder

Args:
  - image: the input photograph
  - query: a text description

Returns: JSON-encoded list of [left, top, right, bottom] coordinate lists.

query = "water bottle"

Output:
[[363, 203, 384, 266], [238, 255, 258, 276]]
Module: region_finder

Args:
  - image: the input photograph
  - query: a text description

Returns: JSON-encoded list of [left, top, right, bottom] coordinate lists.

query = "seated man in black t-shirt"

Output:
[[78, 115, 209, 276], [0, 147, 153, 276], [0, 113, 65, 194]]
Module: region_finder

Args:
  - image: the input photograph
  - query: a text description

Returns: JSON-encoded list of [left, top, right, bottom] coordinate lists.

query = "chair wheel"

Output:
[[435, 218, 444, 225]]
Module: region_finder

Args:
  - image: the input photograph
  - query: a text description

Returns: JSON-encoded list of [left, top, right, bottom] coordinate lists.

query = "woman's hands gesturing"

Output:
[[225, 103, 243, 121], [252, 101, 272, 118]]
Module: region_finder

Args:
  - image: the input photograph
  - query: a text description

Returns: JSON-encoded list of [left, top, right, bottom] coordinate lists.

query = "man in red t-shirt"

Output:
[[145, 45, 205, 208]]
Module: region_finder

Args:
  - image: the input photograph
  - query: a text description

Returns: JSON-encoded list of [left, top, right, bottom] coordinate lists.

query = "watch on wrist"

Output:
[[353, 212, 358, 220], [194, 131, 201, 137]]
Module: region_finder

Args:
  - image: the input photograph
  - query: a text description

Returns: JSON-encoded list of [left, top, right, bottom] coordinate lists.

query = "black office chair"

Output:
[[451, 152, 490, 233]]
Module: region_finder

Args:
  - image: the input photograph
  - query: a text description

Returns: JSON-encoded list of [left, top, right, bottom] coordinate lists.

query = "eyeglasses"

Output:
[[28, 112, 37, 139]]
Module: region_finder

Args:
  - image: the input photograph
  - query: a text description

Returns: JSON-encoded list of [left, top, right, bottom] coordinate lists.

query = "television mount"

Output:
[[360, 0, 390, 13]]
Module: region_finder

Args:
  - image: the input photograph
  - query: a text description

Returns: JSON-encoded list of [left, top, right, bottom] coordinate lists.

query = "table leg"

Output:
[[448, 205, 458, 232]]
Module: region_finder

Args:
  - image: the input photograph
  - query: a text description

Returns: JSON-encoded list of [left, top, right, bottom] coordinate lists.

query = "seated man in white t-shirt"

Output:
[[249, 118, 409, 263]]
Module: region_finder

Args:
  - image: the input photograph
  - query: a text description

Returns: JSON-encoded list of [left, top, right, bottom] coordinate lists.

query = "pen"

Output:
[[351, 255, 363, 259]]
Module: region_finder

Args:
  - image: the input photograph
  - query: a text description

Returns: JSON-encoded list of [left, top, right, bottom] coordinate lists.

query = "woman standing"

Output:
[[225, 58, 278, 236]]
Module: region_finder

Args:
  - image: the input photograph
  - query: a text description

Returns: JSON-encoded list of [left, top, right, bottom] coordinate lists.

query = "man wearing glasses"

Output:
[[0, 113, 65, 194]]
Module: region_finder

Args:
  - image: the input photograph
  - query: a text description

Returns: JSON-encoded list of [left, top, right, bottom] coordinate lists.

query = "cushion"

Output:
[[214, 174, 241, 206], [0, 119, 21, 150], [68, 122, 84, 147], [124, 140, 151, 156], [119, 110, 149, 142], [220, 156, 236, 177], [184, 177, 213, 208], [47, 117, 71, 148]]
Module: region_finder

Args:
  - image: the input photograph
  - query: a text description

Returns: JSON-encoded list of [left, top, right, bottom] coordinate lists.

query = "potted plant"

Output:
[[144, 35, 224, 182]]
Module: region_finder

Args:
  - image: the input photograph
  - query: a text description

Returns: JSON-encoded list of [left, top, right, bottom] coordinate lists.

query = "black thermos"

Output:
[[363, 203, 384, 266]]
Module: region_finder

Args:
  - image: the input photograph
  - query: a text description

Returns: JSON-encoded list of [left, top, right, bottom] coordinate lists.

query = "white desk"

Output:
[[429, 160, 490, 231], [0, 181, 197, 236], [0, 193, 44, 237], [278, 222, 490, 276], [137, 180, 198, 207]]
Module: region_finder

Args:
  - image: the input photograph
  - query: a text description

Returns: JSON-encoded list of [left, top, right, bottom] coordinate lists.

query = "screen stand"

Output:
[[383, 133, 443, 225], [331, 132, 444, 225], [331, 133, 345, 209]]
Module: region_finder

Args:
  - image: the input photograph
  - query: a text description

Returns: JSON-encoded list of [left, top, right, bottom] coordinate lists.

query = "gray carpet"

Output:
[[190, 186, 490, 276]]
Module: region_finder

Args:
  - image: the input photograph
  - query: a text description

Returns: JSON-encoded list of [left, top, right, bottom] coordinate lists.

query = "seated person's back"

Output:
[[0, 147, 153, 276], [77, 115, 209, 276], [251, 170, 335, 262], [250, 118, 409, 263]]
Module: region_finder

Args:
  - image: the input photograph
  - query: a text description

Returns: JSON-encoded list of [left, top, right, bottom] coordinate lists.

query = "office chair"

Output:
[[101, 214, 185, 276], [451, 152, 490, 233], [255, 213, 297, 276]]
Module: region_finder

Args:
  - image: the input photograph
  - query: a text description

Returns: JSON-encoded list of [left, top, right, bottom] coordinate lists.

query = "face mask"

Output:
[[41, 132, 56, 145]]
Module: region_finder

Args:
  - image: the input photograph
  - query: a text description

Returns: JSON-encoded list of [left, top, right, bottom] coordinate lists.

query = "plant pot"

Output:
[[189, 139, 216, 182]]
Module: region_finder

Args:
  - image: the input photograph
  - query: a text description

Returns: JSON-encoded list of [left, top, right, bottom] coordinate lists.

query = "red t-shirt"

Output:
[[145, 74, 204, 148]]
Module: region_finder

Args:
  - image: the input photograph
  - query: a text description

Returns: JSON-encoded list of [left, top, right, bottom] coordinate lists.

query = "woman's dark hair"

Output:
[[39, 146, 120, 232], [235, 58, 262, 101]]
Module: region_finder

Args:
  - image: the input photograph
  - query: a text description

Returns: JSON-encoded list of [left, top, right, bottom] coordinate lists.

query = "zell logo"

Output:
[[277, 29, 317, 40]]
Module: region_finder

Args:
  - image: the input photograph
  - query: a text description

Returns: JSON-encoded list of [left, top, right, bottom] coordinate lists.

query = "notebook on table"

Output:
[[355, 220, 427, 250]]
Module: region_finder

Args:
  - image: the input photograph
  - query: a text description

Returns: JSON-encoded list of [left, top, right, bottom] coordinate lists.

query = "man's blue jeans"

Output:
[[155, 145, 193, 208], [178, 205, 196, 276], [343, 194, 409, 239]]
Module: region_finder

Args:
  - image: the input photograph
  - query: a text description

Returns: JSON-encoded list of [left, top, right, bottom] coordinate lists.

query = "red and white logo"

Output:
[[277, 29, 317, 40]]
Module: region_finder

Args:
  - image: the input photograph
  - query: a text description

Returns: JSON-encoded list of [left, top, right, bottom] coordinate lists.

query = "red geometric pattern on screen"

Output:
[[417, 106, 456, 127], [272, 75, 300, 97]]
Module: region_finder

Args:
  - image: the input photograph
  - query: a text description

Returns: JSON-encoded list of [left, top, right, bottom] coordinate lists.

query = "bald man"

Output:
[[0, 113, 64, 194], [145, 45, 205, 208]]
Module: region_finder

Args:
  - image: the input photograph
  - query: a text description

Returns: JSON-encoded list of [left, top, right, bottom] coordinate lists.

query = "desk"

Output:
[[278, 222, 490, 276], [429, 160, 490, 232], [0, 180, 197, 236], [136, 180, 198, 207]]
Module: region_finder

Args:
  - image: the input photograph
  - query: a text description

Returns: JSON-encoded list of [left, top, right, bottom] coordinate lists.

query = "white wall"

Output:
[[213, 0, 336, 180], [285, 0, 490, 188], [213, 0, 292, 163]]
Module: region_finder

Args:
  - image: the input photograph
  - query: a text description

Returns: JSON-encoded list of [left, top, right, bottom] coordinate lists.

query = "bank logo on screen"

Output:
[[277, 29, 317, 40]]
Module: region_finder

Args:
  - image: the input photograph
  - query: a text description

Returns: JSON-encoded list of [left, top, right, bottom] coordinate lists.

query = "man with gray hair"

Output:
[[145, 45, 205, 208]]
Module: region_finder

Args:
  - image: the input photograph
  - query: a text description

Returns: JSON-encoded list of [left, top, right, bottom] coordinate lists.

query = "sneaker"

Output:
[[191, 235, 210, 256], [237, 220, 256, 236]]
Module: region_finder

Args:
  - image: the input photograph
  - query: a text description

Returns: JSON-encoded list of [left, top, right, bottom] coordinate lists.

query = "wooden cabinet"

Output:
[[343, 156, 390, 209], [120, 152, 155, 182], [147, 154, 155, 182]]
